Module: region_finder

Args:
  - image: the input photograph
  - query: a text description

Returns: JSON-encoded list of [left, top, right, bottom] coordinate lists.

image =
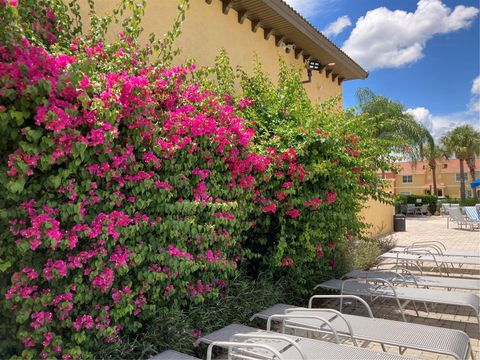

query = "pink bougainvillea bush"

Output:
[[0, 1, 394, 358], [0, 39, 296, 359], [0, 3, 310, 358]]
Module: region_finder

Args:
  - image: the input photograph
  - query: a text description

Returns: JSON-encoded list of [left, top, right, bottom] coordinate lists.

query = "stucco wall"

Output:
[[360, 199, 394, 237], [76, 0, 342, 104]]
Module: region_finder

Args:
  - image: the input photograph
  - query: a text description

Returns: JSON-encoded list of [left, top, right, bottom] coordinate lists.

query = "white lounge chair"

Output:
[[448, 207, 479, 230], [250, 295, 474, 360], [406, 204, 416, 216], [378, 251, 480, 276], [316, 278, 480, 323], [464, 206, 480, 222], [389, 241, 480, 258], [415, 204, 429, 216], [343, 269, 480, 291], [197, 323, 418, 359], [150, 351, 200, 360]]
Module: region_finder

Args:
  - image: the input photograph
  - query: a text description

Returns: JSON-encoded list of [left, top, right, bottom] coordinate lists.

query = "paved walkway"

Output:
[[319, 216, 480, 359]]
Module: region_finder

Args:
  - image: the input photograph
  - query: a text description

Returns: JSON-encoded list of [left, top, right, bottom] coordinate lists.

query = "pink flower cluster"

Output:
[[214, 212, 235, 220], [262, 204, 277, 214], [43, 259, 68, 280], [285, 208, 300, 219], [281, 257, 294, 267], [304, 198, 322, 210], [326, 192, 337, 204], [91, 268, 115, 293], [31, 311, 52, 329], [167, 245, 194, 260], [73, 315, 94, 331]]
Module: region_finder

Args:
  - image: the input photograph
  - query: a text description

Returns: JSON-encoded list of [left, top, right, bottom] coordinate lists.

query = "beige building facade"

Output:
[[388, 158, 480, 199], [77, 0, 367, 104]]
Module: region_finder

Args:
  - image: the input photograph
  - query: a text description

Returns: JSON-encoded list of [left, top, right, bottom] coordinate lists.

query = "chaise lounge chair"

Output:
[[197, 323, 417, 360], [448, 207, 480, 230], [389, 241, 480, 258], [150, 351, 200, 360], [378, 250, 480, 276], [315, 278, 480, 323], [343, 269, 480, 291], [250, 295, 474, 360], [464, 206, 480, 222]]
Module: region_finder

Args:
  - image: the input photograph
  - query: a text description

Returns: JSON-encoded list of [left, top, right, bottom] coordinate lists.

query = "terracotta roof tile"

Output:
[[392, 158, 480, 175]]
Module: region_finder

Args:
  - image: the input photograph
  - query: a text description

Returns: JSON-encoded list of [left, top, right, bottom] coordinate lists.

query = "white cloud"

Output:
[[342, 0, 479, 70], [406, 107, 480, 139], [472, 75, 480, 94], [469, 75, 480, 112], [322, 15, 352, 37], [283, 0, 339, 18], [469, 99, 480, 112]]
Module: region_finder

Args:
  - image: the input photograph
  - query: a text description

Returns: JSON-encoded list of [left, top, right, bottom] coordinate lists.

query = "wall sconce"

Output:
[[303, 60, 322, 83]]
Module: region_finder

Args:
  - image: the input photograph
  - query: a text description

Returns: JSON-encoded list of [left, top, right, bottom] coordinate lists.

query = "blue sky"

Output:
[[284, 0, 480, 139]]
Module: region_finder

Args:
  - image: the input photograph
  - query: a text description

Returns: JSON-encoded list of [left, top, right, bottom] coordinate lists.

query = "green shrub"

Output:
[[397, 194, 438, 214], [0, 1, 396, 358], [443, 198, 478, 206]]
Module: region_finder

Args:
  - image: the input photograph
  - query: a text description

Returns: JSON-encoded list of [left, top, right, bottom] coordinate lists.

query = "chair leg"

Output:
[[423, 302, 429, 314], [412, 301, 420, 317]]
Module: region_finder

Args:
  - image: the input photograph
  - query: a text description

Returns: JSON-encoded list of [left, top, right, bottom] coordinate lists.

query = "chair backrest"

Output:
[[421, 204, 429, 212], [407, 204, 415, 210], [464, 207, 480, 221], [449, 207, 466, 221]]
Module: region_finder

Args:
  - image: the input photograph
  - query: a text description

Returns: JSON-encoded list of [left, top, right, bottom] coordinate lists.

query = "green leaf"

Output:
[[26, 129, 43, 143], [7, 178, 26, 194], [0, 259, 12, 272]]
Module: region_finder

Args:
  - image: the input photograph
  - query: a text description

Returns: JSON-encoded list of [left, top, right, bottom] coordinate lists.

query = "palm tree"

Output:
[[356, 88, 431, 161], [421, 140, 446, 196], [441, 125, 480, 200]]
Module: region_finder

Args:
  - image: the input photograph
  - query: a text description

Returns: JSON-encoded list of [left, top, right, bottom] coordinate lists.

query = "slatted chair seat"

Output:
[[317, 279, 480, 323], [197, 323, 418, 360], [344, 269, 480, 291], [251, 298, 473, 360]]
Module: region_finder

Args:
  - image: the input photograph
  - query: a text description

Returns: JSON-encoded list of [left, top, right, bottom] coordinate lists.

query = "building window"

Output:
[[402, 175, 413, 183], [455, 173, 468, 182], [466, 190, 473, 198], [400, 191, 410, 195]]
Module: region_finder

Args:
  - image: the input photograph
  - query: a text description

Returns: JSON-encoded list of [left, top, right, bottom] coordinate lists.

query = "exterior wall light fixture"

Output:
[[303, 60, 322, 83]]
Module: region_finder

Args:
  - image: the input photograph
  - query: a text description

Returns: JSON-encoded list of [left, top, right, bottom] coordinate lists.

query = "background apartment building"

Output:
[[389, 158, 480, 198]]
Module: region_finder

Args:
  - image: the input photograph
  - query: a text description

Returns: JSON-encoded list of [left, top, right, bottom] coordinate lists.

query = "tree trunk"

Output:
[[429, 161, 437, 196], [466, 155, 477, 199], [459, 159, 466, 201]]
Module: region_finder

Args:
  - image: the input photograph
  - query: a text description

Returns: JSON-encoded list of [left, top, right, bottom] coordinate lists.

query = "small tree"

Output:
[[441, 125, 480, 200], [420, 135, 446, 196]]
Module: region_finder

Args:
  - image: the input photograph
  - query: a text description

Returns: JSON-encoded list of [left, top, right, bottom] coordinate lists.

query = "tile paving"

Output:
[[319, 216, 480, 359]]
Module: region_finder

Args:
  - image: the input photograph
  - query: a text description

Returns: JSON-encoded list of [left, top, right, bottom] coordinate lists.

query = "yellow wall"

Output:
[[360, 199, 394, 236], [394, 174, 426, 195], [393, 165, 477, 198], [76, 0, 342, 104]]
